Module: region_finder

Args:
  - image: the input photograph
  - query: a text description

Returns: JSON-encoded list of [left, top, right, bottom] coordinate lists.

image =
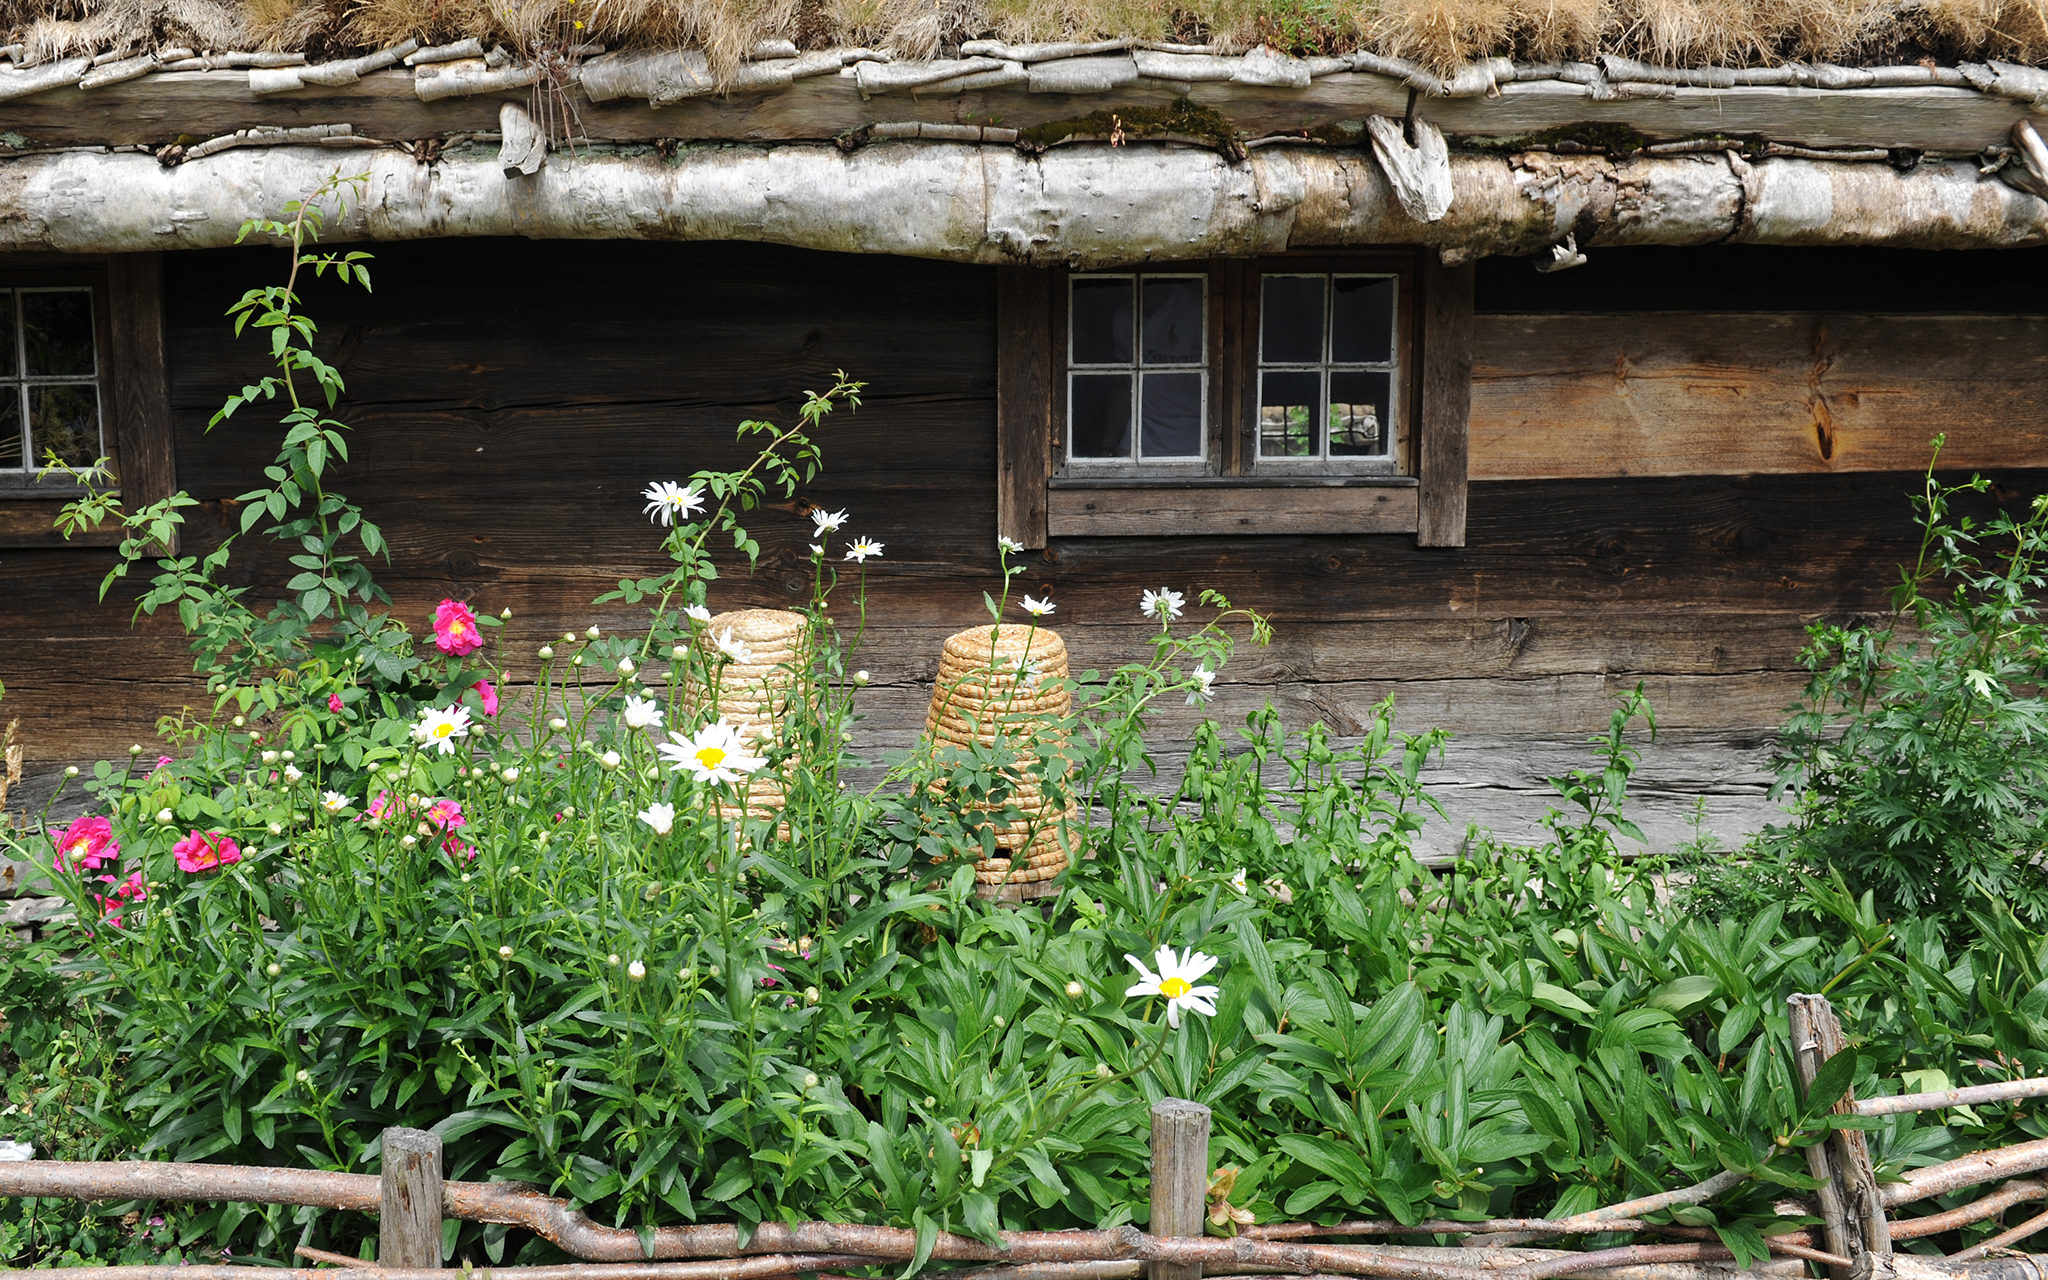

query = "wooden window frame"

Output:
[[0, 253, 175, 550], [998, 252, 1472, 545]]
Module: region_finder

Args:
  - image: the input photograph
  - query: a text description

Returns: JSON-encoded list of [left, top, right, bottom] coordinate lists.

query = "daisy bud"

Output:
[[508, 864, 521, 874], [572, 654, 584, 667], [601, 750, 621, 769], [262, 751, 278, 763], [924, 1095, 937, 1108], [607, 952, 620, 966], [500, 607, 513, 619], [539, 645, 554, 659], [281, 751, 295, 761], [155, 807, 173, 824], [1095, 1062, 1113, 1079], [804, 986, 820, 1005], [210, 683, 222, 694], [707, 965, 721, 978], [130, 744, 143, 756], [628, 960, 646, 981], [993, 1015, 1006, 1028], [587, 625, 601, 639], [563, 631, 576, 643], [1065, 981, 1084, 998], [680, 966, 695, 981], [401, 835, 417, 847], [498, 945, 514, 959], [232, 715, 246, 728], [671, 644, 688, 659], [617, 658, 635, 674], [296, 1069, 310, 1084], [266, 962, 282, 977], [268, 822, 283, 835], [501, 766, 520, 782], [853, 670, 870, 686], [64, 765, 78, 778], [549, 718, 567, 731], [803, 1072, 820, 1090], [461, 873, 472, 883]]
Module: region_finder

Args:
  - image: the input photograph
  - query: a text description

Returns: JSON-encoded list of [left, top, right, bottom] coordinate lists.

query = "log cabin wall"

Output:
[[5, 238, 2047, 855]]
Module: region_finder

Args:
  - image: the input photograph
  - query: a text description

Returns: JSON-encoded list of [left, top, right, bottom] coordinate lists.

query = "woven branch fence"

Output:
[[6, 996, 2048, 1280]]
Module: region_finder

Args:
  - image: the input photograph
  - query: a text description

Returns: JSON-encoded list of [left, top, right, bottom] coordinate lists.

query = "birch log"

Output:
[[2, 143, 2048, 261]]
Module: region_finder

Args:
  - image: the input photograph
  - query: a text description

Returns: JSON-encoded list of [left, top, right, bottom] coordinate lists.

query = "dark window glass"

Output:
[[22, 290, 94, 377], [31, 384, 100, 468], [0, 393, 20, 469], [1261, 276, 1324, 364], [1328, 371, 1390, 456], [1071, 278, 1133, 365], [1258, 371, 1319, 458], [1331, 277, 1395, 364], [1070, 374, 1132, 458], [1141, 278, 1204, 364], [1141, 372, 1203, 458], [0, 290, 15, 379]]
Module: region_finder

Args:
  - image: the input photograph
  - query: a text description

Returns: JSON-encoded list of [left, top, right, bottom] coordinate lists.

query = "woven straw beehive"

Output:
[[923, 624, 1078, 885], [683, 608, 811, 830]]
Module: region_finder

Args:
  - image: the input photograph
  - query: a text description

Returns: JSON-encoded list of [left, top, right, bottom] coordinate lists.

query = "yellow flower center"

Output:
[[67, 839, 88, 855], [697, 746, 728, 769], [1160, 977, 1191, 999], [433, 723, 456, 739], [450, 620, 467, 635]]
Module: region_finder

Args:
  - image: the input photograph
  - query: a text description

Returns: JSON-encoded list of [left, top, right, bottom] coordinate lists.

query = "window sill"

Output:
[[1047, 480, 1419, 537], [0, 496, 122, 548]]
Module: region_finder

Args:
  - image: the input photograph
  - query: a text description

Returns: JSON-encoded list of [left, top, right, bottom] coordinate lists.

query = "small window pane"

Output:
[[30, 383, 100, 468], [1331, 277, 1395, 364], [1261, 276, 1324, 364], [1071, 278, 1133, 365], [22, 290, 95, 377], [1141, 278, 1203, 364], [0, 392, 21, 469], [1141, 372, 1203, 458], [1329, 371, 1391, 456], [1258, 371, 1319, 458], [1071, 373, 1133, 459], [0, 290, 16, 378]]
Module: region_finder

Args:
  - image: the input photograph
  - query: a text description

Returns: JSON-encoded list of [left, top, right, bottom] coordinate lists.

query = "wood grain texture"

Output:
[[1147, 1099, 1211, 1280], [996, 266, 1052, 550], [1, 69, 2041, 152], [1048, 483, 1418, 536], [106, 253, 177, 552], [1418, 258, 1474, 546], [378, 1127, 443, 1269], [1471, 312, 2048, 480]]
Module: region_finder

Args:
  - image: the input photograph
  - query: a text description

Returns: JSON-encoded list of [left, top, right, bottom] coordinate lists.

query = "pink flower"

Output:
[[92, 871, 147, 926], [433, 600, 484, 657], [156, 755, 173, 770], [471, 680, 499, 717], [426, 798, 466, 831], [441, 835, 476, 863], [328, 693, 344, 713], [51, 815, 119, 874], [172, 830, 243, 874]]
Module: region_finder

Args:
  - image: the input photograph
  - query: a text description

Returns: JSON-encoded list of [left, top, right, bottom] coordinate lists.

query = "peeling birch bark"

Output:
[[413, 61, 540, 102], [0, 56, 90, 102], [1, 143, 2046, 261], [1367, 116, 1454, 222], [498, 102, 546, 176]]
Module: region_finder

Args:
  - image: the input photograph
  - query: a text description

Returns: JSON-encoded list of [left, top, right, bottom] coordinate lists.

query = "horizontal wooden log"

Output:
[[6, 144, 2048, 262], [0, 68, 2044, 153], [1471, 313, 2048, 479], [1048, 483, 1418, 536]]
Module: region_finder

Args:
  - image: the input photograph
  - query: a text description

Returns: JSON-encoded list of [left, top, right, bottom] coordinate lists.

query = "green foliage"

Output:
[[1767, 437, 2048, 925]]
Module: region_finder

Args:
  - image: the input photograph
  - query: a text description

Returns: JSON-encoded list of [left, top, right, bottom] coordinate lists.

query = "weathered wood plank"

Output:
[[1048, 483, 1419, 536], [0, 68, 2041, 153], [995, 266, 1052, 550], [106, 253, 176, 552], [1418, 258, 1473, 546], [1471, 312, 2048, 480]]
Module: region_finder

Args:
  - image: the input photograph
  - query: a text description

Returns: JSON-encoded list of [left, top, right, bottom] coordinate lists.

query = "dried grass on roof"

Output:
[[9, 0, 2048, 78]]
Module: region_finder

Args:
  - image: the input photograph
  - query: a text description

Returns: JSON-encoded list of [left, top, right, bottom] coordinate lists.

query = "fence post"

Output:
[[380, 1126, 444, 1269], [1147, 1097, 1211, 1280], [1789, 994, 1893, 1280]]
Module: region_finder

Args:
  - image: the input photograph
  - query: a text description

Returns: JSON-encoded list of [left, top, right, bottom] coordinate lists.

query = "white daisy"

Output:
[[282, 764, 304, 783], [1123, 946, 1221, 1029], [811, 508, 848, 535], [320, 790, 350, 814], [1186, 664, 1217, 706], [998, 536, 1024, 555], [1021, 595, 1055, 617], [809, 543, 825, 557], [658, 720, 768, 786], [642, 481, 706, 527], [683, 605, 713, 624], [638, 801, 676, 835], [411, 705, 474, 755], [622, 695, 664, 730], [844, 537, 884, 564], [712, 627, 754, 665], [1141, 588, 1186, 624], [1229, 868, 1247, 894]]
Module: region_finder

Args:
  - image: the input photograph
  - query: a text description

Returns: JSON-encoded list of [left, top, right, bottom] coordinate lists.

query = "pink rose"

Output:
[[328, 693, 345, 713], [50, 815, 119, 874], [471, 680, 499, 717], [426, 798, 466, 831], [172, 830, 243, 874], [441, 835, 476, 863], [433, 600, 485, 657], [92, 871, 147, 926]]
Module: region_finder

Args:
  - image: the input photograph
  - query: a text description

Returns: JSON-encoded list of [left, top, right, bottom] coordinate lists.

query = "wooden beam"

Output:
[[1147, 1099, 1212, 1280], [106, 252, 176, 552], [1048, 482, 1418, 536], [1418, 258, 1473, 547], [1471, 313, 2048, 480], [996, 266, 1052, 550], [0, 69, 2041, 153]]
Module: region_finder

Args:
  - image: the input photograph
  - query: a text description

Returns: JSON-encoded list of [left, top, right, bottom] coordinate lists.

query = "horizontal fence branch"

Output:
[[1881, 1137, 2048, 1208], [0, 1256, 874, 1280], [1853, 1078, 2048, 1117]]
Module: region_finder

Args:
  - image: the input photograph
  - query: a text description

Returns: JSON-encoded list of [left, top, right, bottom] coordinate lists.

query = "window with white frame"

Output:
[[1066, 273, 1208, 474], [1255, 273, 1399, 471], [0, 285, 103, 477]]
